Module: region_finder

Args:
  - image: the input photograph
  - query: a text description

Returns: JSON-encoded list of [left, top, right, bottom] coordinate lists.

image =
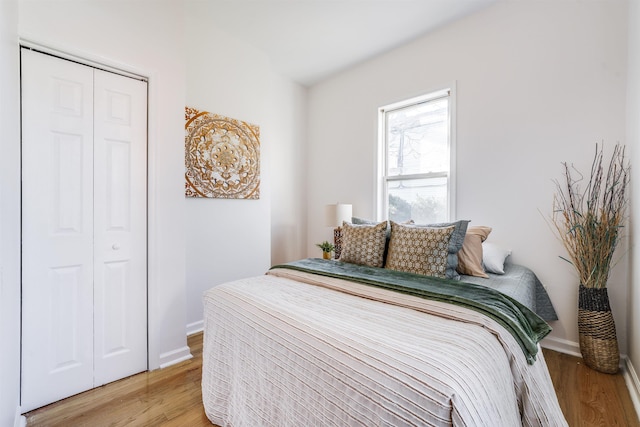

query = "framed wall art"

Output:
[[185, 106, 260, 199]]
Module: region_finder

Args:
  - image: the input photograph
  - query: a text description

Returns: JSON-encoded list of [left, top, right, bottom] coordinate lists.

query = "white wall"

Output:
[[268, 74, 309, 266], [628, 0, 640, 378], [0, 0, 22, 424], [18, 0, 189, 373], [184, 2, 307, 332], [307, 1, 629, 351]]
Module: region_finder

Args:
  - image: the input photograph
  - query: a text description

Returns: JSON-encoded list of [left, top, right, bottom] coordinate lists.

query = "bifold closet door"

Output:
[[93, 68, 148, 386], [21, 49, 148, 412], [21, 50, 95, 412]]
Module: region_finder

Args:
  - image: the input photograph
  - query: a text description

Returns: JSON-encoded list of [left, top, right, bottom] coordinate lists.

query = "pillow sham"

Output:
[[339, 221, 388, 268], [412, 219, 470, 280], [482, 242, 512, 274], [385, 222, 455, 278], [457, 226, 492, 278], [351, 217, 413, 263]]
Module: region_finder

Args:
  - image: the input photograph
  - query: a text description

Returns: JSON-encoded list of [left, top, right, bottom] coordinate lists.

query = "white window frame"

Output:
[[376, 84, 456, 222]]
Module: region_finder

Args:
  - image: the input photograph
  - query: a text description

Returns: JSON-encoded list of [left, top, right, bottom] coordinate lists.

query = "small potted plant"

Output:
[[316, 241, 335, 260]]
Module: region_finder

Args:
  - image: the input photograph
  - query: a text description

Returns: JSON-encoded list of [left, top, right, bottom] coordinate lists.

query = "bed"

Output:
[[201, 220, 567, 426], [460, 262, 558, 322]]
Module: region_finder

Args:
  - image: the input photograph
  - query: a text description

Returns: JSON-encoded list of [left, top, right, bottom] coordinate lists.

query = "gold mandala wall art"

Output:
[[185, 106, 260, 199]]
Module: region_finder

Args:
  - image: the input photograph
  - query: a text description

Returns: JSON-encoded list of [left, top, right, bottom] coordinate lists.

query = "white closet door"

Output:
[[21, 49, 148, 412], [93, 69, 148, 385], [21, 49, 95, 411]]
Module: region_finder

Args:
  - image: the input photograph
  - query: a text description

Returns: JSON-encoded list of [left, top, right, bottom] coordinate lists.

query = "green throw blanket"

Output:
[[270, 258, 551, 364]]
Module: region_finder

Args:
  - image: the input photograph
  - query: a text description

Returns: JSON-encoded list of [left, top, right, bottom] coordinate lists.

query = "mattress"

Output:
[[201, 261, 567, 426]]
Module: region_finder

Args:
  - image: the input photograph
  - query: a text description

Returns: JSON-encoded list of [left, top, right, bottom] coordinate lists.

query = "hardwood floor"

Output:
[[542, 348, 639, 426], [25, 333, 211, 427], [25, 334, 639, 426]]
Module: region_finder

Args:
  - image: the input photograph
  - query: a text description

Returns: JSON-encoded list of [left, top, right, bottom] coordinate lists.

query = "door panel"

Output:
[[101, 260, 129, 358], [105, 139, 132, 230], [52, 132, 85, 234], [21, 49, 95, 412], [93, 69, 148, 386], [47, 264, 85, 373]]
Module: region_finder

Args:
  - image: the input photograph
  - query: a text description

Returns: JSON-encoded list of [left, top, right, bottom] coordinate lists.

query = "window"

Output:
[[377, 87, 454, 224]]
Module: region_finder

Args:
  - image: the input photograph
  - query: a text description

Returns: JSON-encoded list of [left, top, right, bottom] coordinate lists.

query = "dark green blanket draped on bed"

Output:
[[270, 258, 551, 364]]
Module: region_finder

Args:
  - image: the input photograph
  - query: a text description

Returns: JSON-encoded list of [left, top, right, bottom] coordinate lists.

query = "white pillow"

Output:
[[482, 242, 511, 274]]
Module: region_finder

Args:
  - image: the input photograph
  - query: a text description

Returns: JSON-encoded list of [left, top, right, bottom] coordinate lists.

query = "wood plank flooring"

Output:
[[25, 333, 639, 426], [542, 348, 639, 426], [25, 333, 211, 427]]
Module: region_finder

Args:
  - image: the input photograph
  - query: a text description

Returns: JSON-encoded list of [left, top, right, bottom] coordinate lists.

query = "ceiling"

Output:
[[204, 0, 496, 87]]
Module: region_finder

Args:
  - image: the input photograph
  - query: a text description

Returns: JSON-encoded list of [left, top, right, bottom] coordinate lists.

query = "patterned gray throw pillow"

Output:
[[385, 222, 455, 278], [339, 221, 388, 268]]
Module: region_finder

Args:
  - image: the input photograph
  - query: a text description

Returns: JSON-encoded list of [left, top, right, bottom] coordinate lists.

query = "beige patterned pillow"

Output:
[[339, 221, 388, 268], [385, 222, 455, 278]]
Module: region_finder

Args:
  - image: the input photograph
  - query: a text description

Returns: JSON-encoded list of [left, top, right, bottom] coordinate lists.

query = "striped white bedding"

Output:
[[202, 268, 567, 426]]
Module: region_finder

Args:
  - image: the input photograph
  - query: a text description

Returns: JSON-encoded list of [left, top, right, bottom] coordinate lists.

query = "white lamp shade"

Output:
[[325, 203, 352, 227], [335, 203, 352, 226]]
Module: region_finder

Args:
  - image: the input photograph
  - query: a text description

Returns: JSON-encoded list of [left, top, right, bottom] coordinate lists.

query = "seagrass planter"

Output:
[[578, 284, 619, 374]]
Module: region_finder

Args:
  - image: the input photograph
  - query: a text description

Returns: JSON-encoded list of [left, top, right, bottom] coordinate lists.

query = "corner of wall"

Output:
[[627, 0, 640, 384], [14, 409, 26, 427], [0, 0, 22, 424]]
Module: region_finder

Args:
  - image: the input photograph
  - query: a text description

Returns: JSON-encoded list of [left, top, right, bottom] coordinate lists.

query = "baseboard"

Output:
[[541, 335, 631, 369], [623, 356, 640, 418], [540, 335, 581, 357], [158, 345, 193, 369], [156, 321, 203, 369], [186, 320, 204, 336]]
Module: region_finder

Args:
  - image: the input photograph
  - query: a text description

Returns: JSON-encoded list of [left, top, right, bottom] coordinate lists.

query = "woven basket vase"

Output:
[[578, 284, 620, 374]]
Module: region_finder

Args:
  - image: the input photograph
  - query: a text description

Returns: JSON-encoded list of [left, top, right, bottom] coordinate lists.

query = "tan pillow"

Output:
[[339, 221, 388, 268], [457, 226, 492, 278], [385, 222, 455, 278]]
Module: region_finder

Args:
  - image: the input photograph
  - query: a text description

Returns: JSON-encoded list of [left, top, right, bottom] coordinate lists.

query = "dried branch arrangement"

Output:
[[552, 143, 630, 289]]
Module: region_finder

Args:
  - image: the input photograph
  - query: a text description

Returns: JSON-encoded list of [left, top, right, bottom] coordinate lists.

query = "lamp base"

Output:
[[333, 227, 343, 259]]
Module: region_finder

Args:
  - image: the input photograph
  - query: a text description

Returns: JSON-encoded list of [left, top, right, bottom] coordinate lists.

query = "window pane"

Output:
[[387, 98, 449, 176], [388, 177, 448, 224]]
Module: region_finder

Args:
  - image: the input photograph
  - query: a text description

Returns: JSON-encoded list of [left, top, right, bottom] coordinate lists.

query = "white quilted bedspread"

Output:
[[201, 268, 567, 427]]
